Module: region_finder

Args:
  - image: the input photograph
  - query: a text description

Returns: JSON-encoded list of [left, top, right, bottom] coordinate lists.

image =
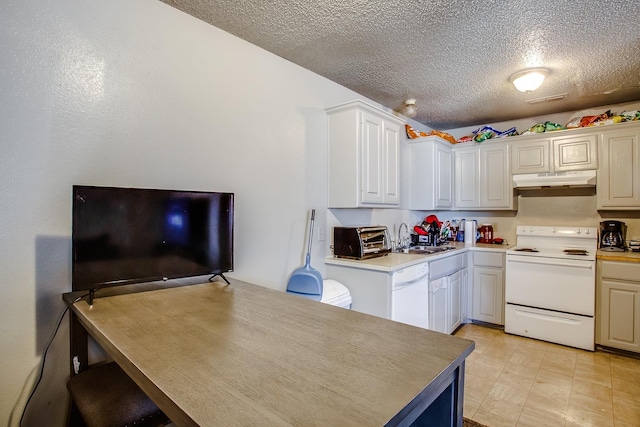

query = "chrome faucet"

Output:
[[398, 223, 409, 250]]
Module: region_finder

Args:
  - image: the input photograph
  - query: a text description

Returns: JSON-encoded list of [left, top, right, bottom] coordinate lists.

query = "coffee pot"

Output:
[[599, 220, 626, 251]]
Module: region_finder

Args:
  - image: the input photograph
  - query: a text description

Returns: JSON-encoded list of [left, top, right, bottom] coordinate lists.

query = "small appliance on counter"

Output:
[[478, 224, 494, 244], [332, 226, 391, 260], [599, 220, 626, 251]]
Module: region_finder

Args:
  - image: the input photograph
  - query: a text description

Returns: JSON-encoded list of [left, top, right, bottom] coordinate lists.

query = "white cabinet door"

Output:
[[480, 144, 512, 208], [454, 147, 479, 208], [454, 143, 513, 210], [409, 136, 453, 210], [553, 134, 598, 171], [361, 110, 385, 204], [429, 277, 448, 334], [511, 139, 550, 174], [434, 141, 453, 208], [597, 124, 640, 209], [472, 267, 504, 325], [448, 270, 462, 333], [600, 279, 640, 353], [460, 267, 469, 324], [382, 120, 400, 205], [327, 100, 404, 208]]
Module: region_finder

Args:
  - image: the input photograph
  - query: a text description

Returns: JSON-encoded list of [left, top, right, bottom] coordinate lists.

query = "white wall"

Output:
[[0, 1, 378, 425]]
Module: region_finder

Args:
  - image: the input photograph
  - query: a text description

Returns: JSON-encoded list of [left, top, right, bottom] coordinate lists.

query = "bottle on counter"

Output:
[[478, 224, 494, 244], [456, 219, 465, 242]]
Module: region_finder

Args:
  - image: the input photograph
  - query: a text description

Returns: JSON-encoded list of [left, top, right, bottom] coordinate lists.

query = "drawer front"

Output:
[[430, 253, 465, 279], [600, 261, 640, 282], [474, 251, 504, 268]]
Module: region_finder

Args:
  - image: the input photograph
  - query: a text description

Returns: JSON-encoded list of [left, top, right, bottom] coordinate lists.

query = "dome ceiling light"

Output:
[[510, 68, 549, 92], [402, 99, 417, 118]]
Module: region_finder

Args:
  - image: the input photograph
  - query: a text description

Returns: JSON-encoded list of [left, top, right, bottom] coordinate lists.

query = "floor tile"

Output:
[[612, 395, 640, 426], [516, 405, 568, 427], [456, 323, 640, 426]]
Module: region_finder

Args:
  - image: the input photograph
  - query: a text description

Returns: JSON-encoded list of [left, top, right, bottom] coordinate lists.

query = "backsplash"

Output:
[[328, 192, 640, 252]]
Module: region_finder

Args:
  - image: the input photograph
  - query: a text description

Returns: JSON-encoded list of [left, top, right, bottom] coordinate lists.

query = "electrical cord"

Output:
[[19, 294, 85, 427]]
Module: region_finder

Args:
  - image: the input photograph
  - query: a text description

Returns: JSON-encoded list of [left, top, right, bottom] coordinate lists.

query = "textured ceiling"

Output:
[[159, 0, 640, 130]]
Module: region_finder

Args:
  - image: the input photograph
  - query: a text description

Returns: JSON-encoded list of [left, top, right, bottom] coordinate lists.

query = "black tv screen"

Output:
[[72, 185, 234, 292]]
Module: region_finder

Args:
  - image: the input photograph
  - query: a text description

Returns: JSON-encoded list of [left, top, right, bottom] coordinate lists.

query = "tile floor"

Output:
[[455, 323, 640, 427]]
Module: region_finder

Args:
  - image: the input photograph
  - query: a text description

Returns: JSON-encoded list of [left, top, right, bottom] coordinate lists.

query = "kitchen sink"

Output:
[[403, 246, 457, 254]]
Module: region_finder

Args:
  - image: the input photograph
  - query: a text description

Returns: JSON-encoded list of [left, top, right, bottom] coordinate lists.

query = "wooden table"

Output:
[[65, 278, 474, 426]]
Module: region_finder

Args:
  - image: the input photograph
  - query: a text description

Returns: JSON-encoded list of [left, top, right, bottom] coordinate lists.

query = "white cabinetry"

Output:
[[597, 123, 640, 209], [596, 260, 640, 353], [511, 131, 598, 174], [453, 147, 479, 208], [324, 265, 392, 318], [471, 251, 505, 325], [327, 100, 404, 208], [454, 142, 514, 210], [429, 252, 468, 334], [447, 269, 463, 333], [409, 136, 453, 210], [325, 251, 467, 335]]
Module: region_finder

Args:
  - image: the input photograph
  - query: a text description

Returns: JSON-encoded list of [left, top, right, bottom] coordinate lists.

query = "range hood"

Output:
[[512, 170, 597, 189]]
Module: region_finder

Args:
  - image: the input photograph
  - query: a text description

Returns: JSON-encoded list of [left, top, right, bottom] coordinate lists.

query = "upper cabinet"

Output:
[[409, 136, 453, 210], [454, 142, 515, 210], [597, 122, 640, 209], [327, 100, 404, 208], [511, 132, 598, 174]]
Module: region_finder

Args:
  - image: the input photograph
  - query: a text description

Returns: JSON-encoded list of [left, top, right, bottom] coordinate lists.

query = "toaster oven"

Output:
[[332, 226, 391, 260]]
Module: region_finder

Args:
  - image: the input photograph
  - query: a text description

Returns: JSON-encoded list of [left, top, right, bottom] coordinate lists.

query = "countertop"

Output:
[[596, 250, 640, 263], [325, 242, 513, 272], [67, 278, 474, 426]]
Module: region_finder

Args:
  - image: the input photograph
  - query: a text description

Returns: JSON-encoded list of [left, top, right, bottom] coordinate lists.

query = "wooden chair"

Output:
[[67, 362, 169, 427]]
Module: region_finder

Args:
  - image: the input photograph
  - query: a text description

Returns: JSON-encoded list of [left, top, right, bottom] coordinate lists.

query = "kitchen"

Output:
[[5, 1, 640, 426], [325, 100, 638, 425]]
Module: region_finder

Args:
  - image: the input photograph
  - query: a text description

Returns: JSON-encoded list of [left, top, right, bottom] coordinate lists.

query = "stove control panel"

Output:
[[516, 226, 598, 238]]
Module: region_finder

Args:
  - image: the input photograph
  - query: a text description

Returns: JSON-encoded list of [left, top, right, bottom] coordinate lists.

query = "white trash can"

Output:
[[320, 279, 352, 309]]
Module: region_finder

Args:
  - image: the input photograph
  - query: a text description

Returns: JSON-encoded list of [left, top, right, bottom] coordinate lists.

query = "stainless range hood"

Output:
[[512, 170, 597, 189]]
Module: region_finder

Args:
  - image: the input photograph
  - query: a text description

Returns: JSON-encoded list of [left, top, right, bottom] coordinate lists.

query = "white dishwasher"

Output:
[[391, 261, 430, 329]]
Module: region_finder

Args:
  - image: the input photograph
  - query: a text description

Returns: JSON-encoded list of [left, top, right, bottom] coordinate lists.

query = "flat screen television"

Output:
[[72, 185, 234, 297]]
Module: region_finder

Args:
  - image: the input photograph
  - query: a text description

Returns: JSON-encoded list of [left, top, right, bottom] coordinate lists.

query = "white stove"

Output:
[[505, 225, 598, 351]]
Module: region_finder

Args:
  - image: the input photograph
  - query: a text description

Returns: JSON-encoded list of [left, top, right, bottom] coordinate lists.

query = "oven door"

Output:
[[505, 254, 595, 316], [505, 304, 595, 351]]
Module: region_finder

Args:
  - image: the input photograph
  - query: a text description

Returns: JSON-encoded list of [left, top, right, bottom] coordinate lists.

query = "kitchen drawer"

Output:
[[430, 252, 466, 279], [600, 261, 640, 282], [473, 251, 504, 268]]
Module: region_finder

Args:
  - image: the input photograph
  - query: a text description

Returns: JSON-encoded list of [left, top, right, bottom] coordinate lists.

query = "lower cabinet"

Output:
[[326, 252, 469, 334], [429, 252, 468, 334], [429, 276, 448, 334], [447, 269, 463, 333], [597, 260, 640, 353], [471, 251, 505, 325], [428, 269, 466, 334]]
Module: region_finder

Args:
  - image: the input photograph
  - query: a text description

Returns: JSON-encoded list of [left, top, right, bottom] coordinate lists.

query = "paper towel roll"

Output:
[[464, 220, 477, 244]]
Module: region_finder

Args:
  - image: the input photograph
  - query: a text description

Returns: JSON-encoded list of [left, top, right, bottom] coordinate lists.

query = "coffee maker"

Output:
[[599, 220, 626, 251]]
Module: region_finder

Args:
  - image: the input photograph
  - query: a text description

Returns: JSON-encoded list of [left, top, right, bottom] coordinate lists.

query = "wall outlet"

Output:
[[317, 226, 325, 242]]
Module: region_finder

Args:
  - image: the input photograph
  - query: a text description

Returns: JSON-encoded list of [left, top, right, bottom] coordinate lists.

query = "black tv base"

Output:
[[209, 273, 230, 285]]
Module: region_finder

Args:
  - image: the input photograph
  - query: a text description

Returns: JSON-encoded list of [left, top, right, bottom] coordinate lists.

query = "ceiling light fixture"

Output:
[[402, 99, 417, 118], [510, 68, 549, 92]]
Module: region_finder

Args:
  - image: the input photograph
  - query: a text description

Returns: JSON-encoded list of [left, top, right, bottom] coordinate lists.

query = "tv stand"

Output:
[[89, 288, 99, 306], [209, 273, 230, 285]]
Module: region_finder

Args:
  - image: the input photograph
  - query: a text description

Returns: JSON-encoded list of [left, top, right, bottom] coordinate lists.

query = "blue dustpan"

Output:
[[286, 209, 323, 301]]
